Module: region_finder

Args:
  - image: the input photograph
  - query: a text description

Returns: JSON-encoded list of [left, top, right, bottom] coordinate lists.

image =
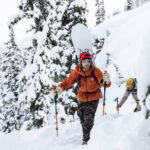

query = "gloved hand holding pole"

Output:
[[114, 97, 120, 114], [102, 71, 110, 116], [51, 86, 63, 137]]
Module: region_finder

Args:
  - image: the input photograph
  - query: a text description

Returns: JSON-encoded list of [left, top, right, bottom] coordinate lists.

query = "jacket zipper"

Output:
[[84, 71, 88, 102]]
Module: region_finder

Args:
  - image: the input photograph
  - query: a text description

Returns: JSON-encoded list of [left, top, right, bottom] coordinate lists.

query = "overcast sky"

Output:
[[0, 0, 126, 45]]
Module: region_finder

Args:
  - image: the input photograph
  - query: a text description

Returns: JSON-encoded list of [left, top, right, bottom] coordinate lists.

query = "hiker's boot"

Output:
[[82, 141, 88, 145], [134, 104, 141, 112]]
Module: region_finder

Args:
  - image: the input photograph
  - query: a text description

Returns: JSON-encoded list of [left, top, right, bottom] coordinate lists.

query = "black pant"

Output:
[[77, 100, 99, 142]]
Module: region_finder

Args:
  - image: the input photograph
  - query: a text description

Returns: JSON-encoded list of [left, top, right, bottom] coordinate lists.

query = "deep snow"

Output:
[[0, 2, 150, 150]]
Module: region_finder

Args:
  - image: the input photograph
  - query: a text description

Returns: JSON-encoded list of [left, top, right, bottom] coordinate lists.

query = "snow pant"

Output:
[[77, 100, 99, 142]]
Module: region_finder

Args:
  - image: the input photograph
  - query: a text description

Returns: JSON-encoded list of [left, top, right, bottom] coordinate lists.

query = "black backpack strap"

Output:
[[78, 74, 82, 87], [91, 68, 101, 89]]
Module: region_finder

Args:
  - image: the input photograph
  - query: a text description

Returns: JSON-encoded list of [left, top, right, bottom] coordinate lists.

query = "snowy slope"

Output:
[[0, 110, 149, 150], [92, 2, 150, 101], [0, 2, 150, 150]]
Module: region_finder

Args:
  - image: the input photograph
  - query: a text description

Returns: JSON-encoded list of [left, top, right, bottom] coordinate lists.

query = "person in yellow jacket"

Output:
[[116, 78, 141, 112]]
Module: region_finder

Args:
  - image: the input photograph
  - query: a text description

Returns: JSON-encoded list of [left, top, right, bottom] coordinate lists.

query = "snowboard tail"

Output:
[[71, 23, 93, 60]]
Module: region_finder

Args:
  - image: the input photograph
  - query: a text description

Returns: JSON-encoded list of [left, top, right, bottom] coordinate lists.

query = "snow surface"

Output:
[[92, 2, 150, 101], [0, 2, 150, 150], [0, 106, 149, 150]]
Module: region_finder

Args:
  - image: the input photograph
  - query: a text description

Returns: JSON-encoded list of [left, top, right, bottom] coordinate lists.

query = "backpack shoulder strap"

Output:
[[77, 68, 101, 89], [91, 68, 101, 88], [78, 74, 82, 81]]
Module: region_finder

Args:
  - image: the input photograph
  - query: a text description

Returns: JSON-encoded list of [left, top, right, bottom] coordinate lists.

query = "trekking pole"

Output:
[[114, 97, 119, 115], [54, 94, 59, 136], [102, 82, 106, 116], [116, 97, 119, 115]]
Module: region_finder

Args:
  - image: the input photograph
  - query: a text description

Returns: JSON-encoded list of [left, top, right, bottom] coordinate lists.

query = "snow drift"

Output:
[[92, 2, 150, 101]]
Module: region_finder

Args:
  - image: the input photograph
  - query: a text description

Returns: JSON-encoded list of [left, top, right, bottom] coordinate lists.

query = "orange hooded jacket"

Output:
[[59, 65, 111, 102]]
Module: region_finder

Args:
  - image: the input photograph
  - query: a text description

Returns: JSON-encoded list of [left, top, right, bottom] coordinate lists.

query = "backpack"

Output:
[[74, 68, 101, 94]]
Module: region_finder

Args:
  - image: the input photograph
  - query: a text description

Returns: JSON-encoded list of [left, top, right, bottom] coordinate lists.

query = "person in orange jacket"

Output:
[[51, 52, 111, 144]]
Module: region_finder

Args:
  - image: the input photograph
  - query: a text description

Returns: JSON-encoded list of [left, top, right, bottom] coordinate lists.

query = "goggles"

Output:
[[82, 59, 91, 63]]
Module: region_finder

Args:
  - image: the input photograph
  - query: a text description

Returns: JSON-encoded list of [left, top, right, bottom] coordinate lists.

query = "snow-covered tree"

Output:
[[125, 0, 134, 11], [16, 0, 59, 130], [124, 0, 149, 10], [95, 0, 105, 25], [0, 0, 88, 132], [0, 0, 61, 132], [93, 0, 105, 57], [54, 0, 87, 122], [92, 0, 104, 58], [112, 9, 121, 16], [60, 0, 87, 118], [0, 24, 26, 132]]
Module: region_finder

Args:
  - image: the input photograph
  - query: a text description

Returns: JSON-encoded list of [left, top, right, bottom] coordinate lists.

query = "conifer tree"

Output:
[[0, 0, 88, 131], [125, 0, 134, 11], [16, 0, 58, 130], [95, 0, 105, 25], [55, 0, 87, 122], [94, 0, 105, 56], [0, 24, 26, 132], [0, 0, 60, 131]]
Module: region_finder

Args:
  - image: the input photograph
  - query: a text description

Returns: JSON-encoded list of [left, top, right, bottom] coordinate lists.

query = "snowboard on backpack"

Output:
[[71, 23, 93, 60]]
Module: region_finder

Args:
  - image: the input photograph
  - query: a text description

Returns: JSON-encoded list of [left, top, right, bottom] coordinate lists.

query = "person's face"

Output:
[[127, 85, 134, 90], [82, 59, 91, 71]]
